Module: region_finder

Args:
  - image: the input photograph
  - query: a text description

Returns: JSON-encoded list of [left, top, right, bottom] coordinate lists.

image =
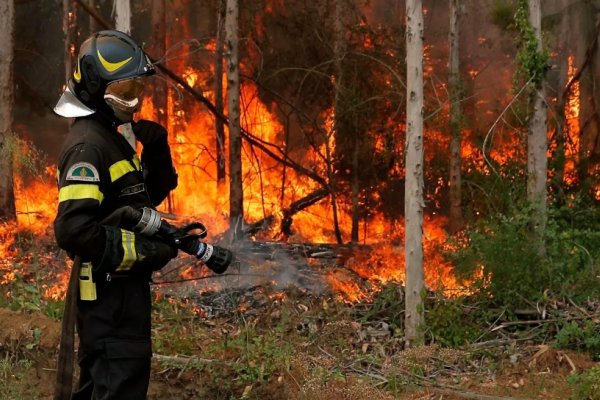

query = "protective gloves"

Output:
[[132, 119, 168, 148]]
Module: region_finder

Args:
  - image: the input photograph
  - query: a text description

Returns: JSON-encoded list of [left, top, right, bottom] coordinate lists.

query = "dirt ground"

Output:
[[0, 306, 596, 400]]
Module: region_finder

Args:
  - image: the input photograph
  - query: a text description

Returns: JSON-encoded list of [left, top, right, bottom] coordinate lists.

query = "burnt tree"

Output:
[[225, 0, 244, 241], [0, 0, 16, 222], [448, 0, 464, 234]]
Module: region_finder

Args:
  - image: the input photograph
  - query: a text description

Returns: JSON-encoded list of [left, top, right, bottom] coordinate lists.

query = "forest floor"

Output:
[[0, 228, 597, 399]]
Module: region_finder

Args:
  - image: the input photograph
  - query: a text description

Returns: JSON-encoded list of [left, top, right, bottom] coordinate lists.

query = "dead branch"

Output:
[[236, 241, 370, 260], [430, 386, 532, 400], [242, 187, 329, 236], [490, 313, 600, 332]]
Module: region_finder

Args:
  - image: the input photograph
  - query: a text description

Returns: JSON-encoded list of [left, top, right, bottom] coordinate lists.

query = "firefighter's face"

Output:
[[104, 77, 145, 122]]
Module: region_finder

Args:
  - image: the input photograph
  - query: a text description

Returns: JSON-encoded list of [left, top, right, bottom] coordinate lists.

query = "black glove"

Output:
[[134, 235, 178, 271], [132, 119, 169, 148], [94, 226, 178, 274]]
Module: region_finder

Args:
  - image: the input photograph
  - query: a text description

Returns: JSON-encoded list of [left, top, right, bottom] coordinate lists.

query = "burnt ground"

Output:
[[0, 292, 596, 400], [0, 229, 598, 399]]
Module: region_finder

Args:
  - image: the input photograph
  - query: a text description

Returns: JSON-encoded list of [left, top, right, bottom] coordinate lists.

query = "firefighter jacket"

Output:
[[54, 115, 178, 276], [53, 115, 178, 354]]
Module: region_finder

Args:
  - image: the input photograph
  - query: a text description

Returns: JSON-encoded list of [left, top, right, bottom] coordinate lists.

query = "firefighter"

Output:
[[53, 30, 178, 399]]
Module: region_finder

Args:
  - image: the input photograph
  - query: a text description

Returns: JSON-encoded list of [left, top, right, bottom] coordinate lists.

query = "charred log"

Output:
[[235, 241, 371, 260], [241, 187, 329, 237]]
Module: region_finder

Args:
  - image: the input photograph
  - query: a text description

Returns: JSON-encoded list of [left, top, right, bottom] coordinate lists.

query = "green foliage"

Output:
[[426, 298, 485, 347], [361, 283, 404, 329], [1, 132, 49, 180], [201, 325, 293, 396], [0, 272, 64, 321], [554, 321, 600, 360], [491, 0, 516, 30], [568, 365, 600, 400], [0, 356, 39, 399], [449, 200, 600, 309], [513, 0, 550, 86]]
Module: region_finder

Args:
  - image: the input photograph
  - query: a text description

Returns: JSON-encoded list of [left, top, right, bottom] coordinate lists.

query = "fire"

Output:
[[564, 55, 580, 188]]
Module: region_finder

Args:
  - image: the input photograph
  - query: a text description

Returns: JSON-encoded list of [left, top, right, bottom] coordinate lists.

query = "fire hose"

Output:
[[53, 206, 233, 400]]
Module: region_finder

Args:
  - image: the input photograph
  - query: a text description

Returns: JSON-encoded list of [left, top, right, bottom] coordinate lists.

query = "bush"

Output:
[[568, 365, 600, 400], [554, 321, 600, 361], [449, 201, 600, 309]]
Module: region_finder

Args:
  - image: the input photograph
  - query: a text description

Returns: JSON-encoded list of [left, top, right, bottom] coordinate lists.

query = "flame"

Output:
[[564, 55, 580, 187]]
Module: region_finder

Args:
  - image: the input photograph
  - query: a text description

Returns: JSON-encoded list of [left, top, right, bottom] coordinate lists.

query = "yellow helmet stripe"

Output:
[[97, 49, 132, 73], [116, 229, 137, 271], [58, 184, 104, 204], [73, 60, 82, 82]]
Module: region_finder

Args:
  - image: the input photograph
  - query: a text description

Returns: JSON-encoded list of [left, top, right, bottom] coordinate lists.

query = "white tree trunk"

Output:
[[526, 0, 548, 235], [114, 0, 131, 34], [225, 0, 244, 240], [404, 0, 425, 347], [448, 0, 463, 234], [0, 0, 16, 221]]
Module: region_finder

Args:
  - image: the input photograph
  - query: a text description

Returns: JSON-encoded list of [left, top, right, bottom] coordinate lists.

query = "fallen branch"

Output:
[[154, 354, 224, 365], [242, 187, 329, 236], [237, 241, 371, 260], [490, 313, 599, 332], [430, 386, 532, 400]]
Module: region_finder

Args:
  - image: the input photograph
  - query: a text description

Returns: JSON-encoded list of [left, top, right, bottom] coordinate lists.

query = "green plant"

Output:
[[491, 0, 515, 30], [450, 201, 600, 309], [425, 298, 485, 347], [513, 0, 549, 87], [0, 356, 39, 399], [568, 365, 600, 400], [554, 321, 600, 360]]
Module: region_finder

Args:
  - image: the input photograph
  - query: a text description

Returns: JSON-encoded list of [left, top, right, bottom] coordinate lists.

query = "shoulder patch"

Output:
[[65, 162, 100, 182]]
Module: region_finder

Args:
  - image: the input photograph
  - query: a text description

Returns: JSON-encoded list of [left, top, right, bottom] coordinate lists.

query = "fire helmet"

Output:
[[54, 30, 155, 121]]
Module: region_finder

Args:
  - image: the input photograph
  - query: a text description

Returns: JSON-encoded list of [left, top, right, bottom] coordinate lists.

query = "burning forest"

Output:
[[0, 0, 599, 399]]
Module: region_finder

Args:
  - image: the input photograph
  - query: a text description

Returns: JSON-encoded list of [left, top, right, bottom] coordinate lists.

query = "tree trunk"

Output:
[[225, 0, 243, 241], [526, 0, 548, 237], [404, 0, 425, 347], [114, 0, 131, 33], [351, 141, 360, 243], [448, 0, 463, 234], [330, 0, 347, 245], [215, 0, 227, 187], [63, 0, 77, 84], [87, 0, 98, 33], [149, 0, 167, 125], [0, 0, 16, 222]]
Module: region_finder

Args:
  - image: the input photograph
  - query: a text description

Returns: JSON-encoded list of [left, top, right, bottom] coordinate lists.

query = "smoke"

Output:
[[152, 240, 331, 300]]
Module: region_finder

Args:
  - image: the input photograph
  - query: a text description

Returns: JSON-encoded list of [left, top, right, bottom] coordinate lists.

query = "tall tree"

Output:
[[225, 0, 243, 240], [331, 0, 347, 244], [63, 0, 77, 84], [114, 0, 131, 33], [87, 0, 98, 33], [448, 0, 463, 234], [149, 0, 167, 128], [0, 0, 16, 222], [404, 0, 425, 346], [215, 0, 227, 187], [522, 0, 548, 237]]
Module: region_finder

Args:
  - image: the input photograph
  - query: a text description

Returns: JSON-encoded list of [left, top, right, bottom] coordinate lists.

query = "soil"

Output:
[[0, 306, 596, 399]]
